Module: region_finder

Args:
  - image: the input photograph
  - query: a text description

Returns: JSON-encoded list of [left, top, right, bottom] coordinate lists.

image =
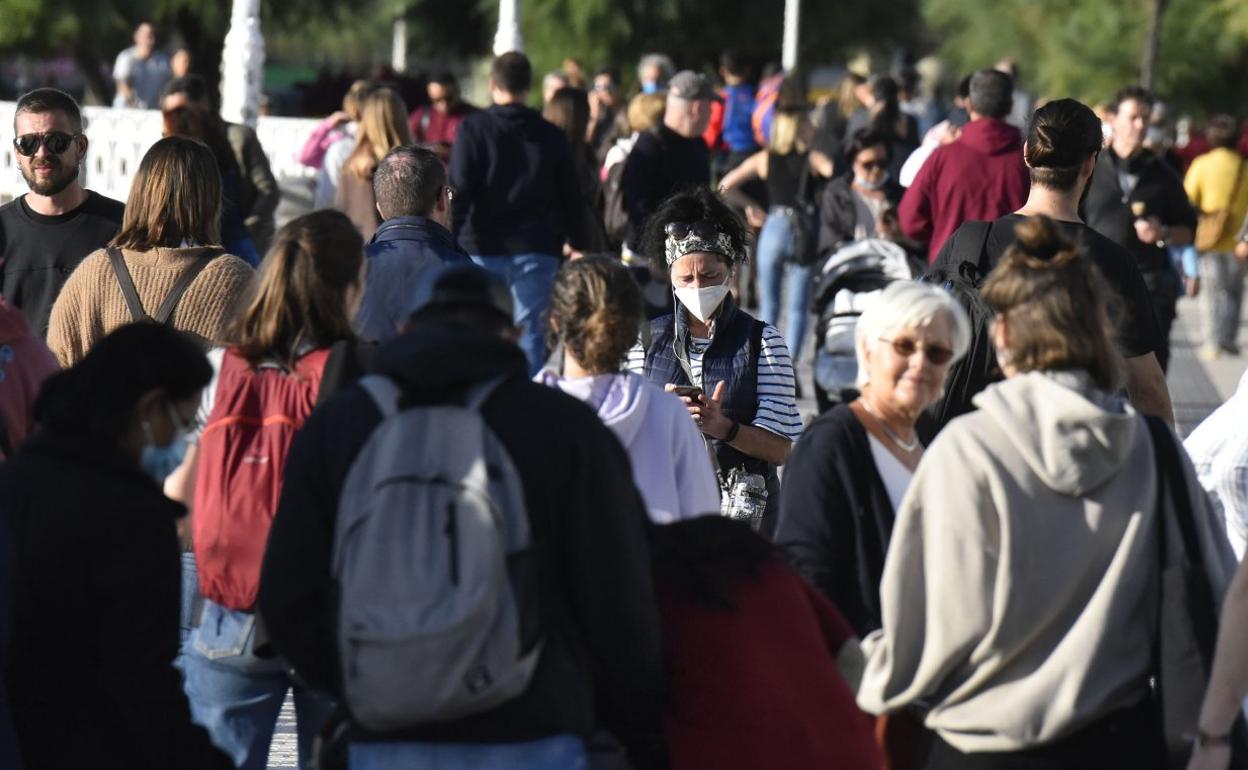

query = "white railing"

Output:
[[0, 102, 320, 204]]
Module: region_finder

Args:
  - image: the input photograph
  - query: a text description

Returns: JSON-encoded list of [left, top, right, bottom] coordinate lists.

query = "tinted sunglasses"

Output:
[[880, 336, 955, 366], [857, 160, 885, 172], [13, 131, 79, 157], [664, 220, 720, 241]]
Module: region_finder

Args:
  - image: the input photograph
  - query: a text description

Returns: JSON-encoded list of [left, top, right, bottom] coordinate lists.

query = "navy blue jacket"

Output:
[[355, 216, 470, 343], [449, 103, 589, 257]]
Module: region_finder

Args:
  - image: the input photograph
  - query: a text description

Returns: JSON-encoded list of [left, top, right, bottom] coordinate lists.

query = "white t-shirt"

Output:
[[867, 434, 914, 513], [624, 321, 802, 442]]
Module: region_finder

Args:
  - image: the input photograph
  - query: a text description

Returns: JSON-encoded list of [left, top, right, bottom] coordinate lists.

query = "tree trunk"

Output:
[[73, 51, 113, 107], [1141, 0, 1168, 90]]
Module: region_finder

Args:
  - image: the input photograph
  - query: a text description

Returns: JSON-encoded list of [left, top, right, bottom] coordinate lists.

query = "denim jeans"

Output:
[[1199, 250, 1246, 351], [348, 734, 588, 770], [184, 599, 334, 770], [755, 210, 812, 361], [469, 253, 561, 376]]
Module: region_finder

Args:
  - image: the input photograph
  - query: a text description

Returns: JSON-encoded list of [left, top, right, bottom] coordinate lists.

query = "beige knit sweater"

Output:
[[47, 246, 255, 367]]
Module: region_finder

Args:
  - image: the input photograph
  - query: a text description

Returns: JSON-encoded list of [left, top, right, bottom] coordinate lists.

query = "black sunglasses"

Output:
[[880, 337, 955, 366], [664, 220, 720, 241], [858, 160, 885, 172], [13, 131, 79, 157]]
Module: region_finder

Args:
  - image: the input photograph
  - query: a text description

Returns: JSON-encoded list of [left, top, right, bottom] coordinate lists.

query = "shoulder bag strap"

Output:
[[107, 247, 149, 322], [1144, 414, 1201, 567], [152, 254, 216, 325], [749, 318, 766, 395]]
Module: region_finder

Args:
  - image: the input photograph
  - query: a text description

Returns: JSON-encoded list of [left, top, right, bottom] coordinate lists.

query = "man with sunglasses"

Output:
[[0, 88, 125, 338]]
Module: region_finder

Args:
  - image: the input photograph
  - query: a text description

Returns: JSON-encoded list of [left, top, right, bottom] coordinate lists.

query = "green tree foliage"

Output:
[[923, 0, 1248, 113]]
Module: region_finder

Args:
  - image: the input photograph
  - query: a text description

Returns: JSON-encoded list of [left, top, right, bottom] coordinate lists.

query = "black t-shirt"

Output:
[[933, 213, 1161, 359], [622, 125, 711, 252], [1080, 149, 1196, 277], [0, 191, 125, 338]]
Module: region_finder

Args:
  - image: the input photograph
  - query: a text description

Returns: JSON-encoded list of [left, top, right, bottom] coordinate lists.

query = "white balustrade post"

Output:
[[392, 15, 409, 73], [493, 0, 524, 55], [782, 0, 801, 72], [220, 0, 265, 127]]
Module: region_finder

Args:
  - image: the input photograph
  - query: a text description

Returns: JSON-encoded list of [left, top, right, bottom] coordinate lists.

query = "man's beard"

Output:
[[21, 157, 79, 197]]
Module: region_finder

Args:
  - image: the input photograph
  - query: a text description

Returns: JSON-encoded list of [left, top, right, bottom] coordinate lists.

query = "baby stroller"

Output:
[[811, 239, 923, 413]]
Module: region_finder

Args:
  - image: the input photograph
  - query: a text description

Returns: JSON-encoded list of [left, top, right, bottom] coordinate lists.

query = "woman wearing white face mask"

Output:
[[625, 188, 801, 535]]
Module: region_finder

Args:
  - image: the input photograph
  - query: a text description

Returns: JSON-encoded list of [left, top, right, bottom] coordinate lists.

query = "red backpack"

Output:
[[193, 347, 332, 611]]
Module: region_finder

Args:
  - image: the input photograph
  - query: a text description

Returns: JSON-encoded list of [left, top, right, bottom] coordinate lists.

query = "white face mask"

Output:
[[674, 282, 730, 323]]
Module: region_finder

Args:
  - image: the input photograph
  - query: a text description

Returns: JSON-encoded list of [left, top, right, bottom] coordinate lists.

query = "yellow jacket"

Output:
[[1184, 147, 1248, 253]]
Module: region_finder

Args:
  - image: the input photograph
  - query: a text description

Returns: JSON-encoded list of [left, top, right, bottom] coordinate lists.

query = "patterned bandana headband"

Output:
[[664, 230, 739, 268]]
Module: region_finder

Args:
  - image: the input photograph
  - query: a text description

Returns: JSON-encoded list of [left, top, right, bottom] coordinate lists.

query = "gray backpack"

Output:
[[331, 374, 543, 732]]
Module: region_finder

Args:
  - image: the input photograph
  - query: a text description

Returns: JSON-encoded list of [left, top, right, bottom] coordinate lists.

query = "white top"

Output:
[[624, 321, 802, 442], [1185, 368, 1248, 559], [867, 434, 913, 512], [314, 131, 358, 210]]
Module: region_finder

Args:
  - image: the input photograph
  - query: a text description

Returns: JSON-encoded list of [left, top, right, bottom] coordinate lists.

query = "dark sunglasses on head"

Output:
[[881, 336, 955, 366], [664, 220, 720, 241], [13, 131, 79, 157]]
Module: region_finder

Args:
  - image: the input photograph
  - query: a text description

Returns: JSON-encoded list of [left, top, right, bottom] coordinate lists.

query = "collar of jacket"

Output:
[[20, 429, 184, 516], [371, 216, 461, 252]]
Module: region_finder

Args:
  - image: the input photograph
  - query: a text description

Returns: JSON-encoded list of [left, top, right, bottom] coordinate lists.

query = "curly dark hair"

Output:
[[641, 187, 749, 275], [547, 256, 644, 374]]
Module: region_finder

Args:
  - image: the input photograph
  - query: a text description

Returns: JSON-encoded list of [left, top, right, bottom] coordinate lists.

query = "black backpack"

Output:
[[600, 158, 629, 250], [918, 220, 997, 443]]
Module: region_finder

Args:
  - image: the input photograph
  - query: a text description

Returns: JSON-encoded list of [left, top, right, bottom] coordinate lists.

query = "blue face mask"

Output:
[[140, 401, 192, 483], [641, 81, 659, 94]]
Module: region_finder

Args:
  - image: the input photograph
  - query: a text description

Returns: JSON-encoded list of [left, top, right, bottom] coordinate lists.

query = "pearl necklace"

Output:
[[860, 399, 920, 453]]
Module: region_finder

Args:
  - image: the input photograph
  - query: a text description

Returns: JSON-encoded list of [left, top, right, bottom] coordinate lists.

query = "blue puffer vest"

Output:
[[643, 293, 767, 478]]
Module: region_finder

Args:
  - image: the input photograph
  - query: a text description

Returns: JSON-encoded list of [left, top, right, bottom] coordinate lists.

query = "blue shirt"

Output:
[[721, 83, 759, 154]]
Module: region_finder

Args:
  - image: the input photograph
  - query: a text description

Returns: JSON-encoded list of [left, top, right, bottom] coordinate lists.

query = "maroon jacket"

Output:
[[900, 117, 1030, 262]]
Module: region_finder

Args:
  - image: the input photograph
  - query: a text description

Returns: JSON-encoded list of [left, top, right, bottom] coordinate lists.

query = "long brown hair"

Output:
[[111, 136, 222, 250], [346, 88, 412, 180], [981, 216, 1123, 392], [231, 210, 363, 369]]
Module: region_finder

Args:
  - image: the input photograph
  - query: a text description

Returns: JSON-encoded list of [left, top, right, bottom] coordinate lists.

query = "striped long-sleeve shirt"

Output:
[[625, 323, 802, 442]]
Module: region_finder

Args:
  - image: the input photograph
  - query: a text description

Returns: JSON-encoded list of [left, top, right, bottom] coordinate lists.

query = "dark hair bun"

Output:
[[1011, 215, 1078, 263], [1025, 98, 1103, 169]]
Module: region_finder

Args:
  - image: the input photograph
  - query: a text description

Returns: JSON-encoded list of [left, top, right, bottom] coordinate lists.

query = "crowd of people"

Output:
[[2, 40, 1248, 770]]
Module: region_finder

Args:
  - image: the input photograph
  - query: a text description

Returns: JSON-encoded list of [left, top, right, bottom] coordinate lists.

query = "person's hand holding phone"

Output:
[[667, 382, 731, 438]]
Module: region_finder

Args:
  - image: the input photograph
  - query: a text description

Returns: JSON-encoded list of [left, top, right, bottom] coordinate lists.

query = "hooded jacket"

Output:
[[449, 103, 589, 257], [898, 117, 1029, 261], [258, 326, 666, 765], [537, 370, 721, 523], [857, 371, 1236, 752]]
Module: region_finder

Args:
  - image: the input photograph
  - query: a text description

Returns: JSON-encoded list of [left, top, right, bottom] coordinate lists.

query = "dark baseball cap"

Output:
[[409, 263, 514, 324], [668, 70, 720, 102]]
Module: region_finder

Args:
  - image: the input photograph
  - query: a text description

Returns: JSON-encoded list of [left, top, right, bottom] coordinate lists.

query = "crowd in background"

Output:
[[2, 28, 1248, 770]]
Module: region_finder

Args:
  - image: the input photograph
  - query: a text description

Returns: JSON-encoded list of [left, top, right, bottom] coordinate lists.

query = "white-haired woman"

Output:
[[775, 280, 969, 635]]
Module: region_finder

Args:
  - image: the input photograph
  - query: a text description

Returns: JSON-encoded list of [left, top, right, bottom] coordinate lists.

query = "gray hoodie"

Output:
[[857, 370, 1235, 752]]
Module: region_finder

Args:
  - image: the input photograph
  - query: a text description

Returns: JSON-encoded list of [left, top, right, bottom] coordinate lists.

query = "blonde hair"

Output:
[[627, 93, 666, 133], [770, 111, 808, 156], [346, 88, 413, 179]]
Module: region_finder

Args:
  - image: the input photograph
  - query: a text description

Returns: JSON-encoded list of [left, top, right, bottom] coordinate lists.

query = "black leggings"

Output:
[[924, 699, 1164, 770]]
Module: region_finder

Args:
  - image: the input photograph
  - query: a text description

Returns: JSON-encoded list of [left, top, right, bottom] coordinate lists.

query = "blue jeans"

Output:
[[184, 599, 334, 770], [349, 734, 587, 770], [469, 253, 560, 376], [756, 210, 812, 361]]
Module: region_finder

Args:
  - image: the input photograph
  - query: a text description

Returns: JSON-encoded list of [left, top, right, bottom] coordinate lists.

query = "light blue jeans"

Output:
[[349, 734, 588, 770], [756, 210, 812, 361], [469, 253, 561, 376], [184, 599, 334, 770]]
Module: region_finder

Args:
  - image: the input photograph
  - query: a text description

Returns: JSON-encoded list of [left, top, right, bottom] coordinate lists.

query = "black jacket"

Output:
[[449, 103, 589, 257], [1, 431, 231, 770], [257, 325, 666, 766], [817, 176, 904, 258], [622, 125, 711, 252], [773, 404, 896, 636]]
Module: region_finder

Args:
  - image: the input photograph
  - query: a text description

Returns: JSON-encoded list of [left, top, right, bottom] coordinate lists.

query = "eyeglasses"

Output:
[[880, 337, 955, 366], [665, 220, 720, 241], [441, 185, 456, 202], [857, 160, 885, 172], [13, 131, 79, 157]]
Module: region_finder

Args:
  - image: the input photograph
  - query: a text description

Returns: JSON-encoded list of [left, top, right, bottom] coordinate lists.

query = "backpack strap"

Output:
[[152, 255, 215, 324], [359, 375, 403, 419], [463, 375, 507, 412], [107, 247, 148, 322]]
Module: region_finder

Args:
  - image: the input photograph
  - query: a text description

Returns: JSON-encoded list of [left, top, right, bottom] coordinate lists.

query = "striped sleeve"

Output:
[[754, 324, 802, 441], [624, 340, 646, 375]]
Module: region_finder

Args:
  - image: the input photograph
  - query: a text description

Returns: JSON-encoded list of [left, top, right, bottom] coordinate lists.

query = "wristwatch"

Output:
[[1191, 730, 1231, 751]]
